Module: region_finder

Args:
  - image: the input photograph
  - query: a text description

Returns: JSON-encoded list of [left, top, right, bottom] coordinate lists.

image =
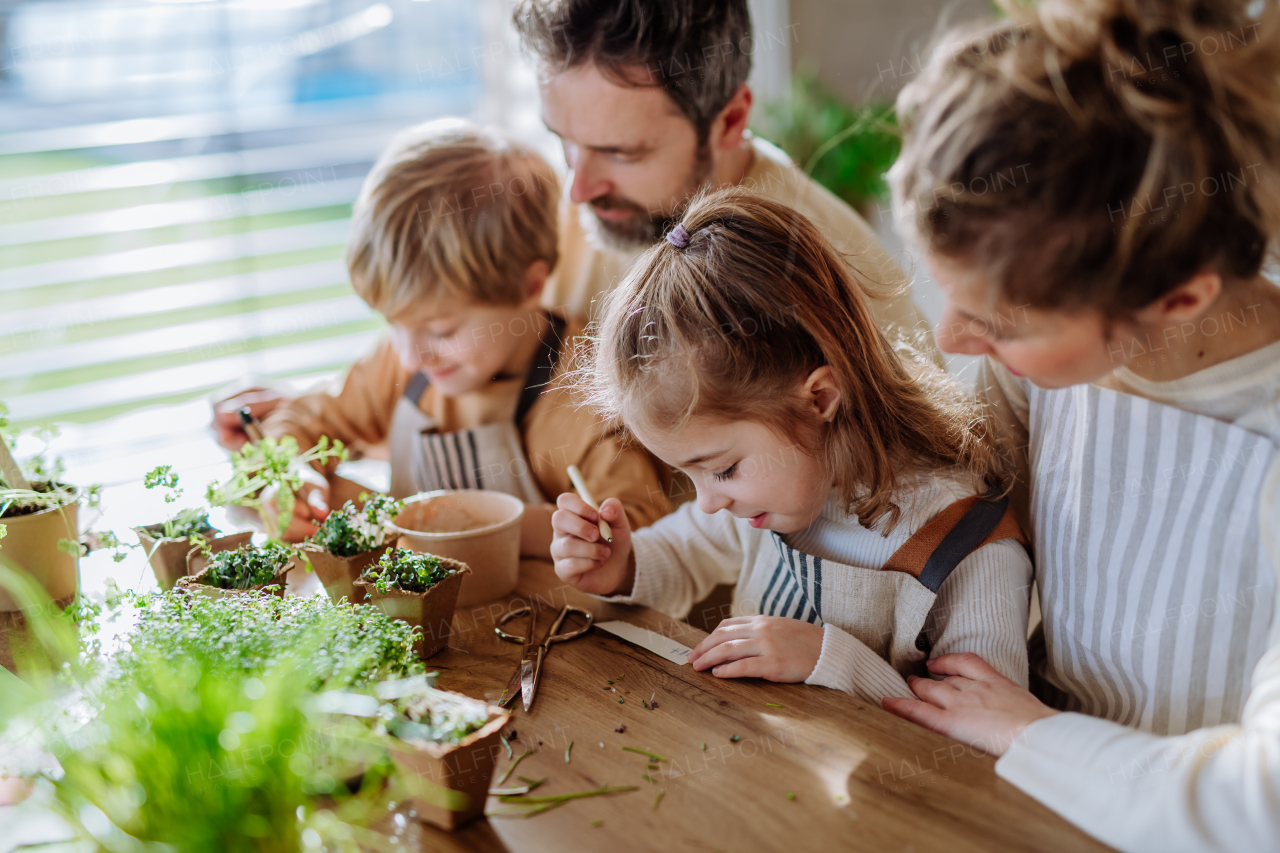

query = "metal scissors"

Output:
[[495, 604, 594, 712]]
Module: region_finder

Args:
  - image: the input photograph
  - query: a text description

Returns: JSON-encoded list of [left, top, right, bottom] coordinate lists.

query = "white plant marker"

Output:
[[0, 439, 30, 492]]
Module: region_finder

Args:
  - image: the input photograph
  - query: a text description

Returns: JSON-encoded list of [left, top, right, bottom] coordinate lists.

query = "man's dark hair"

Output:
[[513, 0, 753, 143]]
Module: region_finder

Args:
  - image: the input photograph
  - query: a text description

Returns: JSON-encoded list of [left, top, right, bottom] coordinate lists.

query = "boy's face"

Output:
[[388, 295, 542, 397]]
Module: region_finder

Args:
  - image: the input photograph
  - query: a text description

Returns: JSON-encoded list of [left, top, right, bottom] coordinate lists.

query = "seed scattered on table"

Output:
[[591, 820, 605, 828], [766, 703, 783, 708], [701, 742, 706, 751], [730, 734, 741, 742], [653, 789, 665, 810], [565, 741, 574, 763], [618, 697, 625, 704], [786, 791, 796, 801], [614, 724, 626, 734]]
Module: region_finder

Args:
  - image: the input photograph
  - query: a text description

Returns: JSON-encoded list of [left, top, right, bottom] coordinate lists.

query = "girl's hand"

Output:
[[688, 616, 824, 682], [551, 493, 634, 596], [881, 653, 1059, 757]]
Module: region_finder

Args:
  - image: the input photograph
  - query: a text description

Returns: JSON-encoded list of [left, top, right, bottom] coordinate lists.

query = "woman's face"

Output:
[[927, 254, 1126, 388], [631, 415, 834, 535]]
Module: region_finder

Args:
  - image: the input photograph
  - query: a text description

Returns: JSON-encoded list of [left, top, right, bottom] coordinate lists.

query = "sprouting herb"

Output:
[[653, 789, 665, 810], [363, 548, 453, 594], [622, 746, 667, 762], [496, 749, 535, 787], [565, 740, 573, 763], [206, 435, 346, 539], [203, 542, 292, 590], [309, 494, 403, 557]]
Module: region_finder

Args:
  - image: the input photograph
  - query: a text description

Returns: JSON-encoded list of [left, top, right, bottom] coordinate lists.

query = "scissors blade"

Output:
[[498, 663, 523, 708], [520, 659, 537, 712]]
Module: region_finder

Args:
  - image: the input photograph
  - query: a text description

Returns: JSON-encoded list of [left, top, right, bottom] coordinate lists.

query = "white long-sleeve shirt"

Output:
[[979, 343, 1280, 852], [601, 471, 1032, 705]]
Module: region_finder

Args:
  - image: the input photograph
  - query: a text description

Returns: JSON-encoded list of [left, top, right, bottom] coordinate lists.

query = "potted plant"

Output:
[[301, 493, 403, 604], [354, 549, 469, 659], [176, 541, 294, 599], [0, 411, 87, 612], [0, 576, 431, 852], [132, 465, 251, 590], [322, 674, 507, 831]]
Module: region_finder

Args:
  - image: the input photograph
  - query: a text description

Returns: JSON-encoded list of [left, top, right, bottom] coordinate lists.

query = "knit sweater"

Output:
[[601, 470, 1032, 704]]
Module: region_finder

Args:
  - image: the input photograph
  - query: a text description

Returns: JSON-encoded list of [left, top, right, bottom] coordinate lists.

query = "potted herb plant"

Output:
[[0, 412, 85, 612], [132, 465, 251, 590], [322, 674, 508, 831], [301, 493, 403, 604], [354, 549, 469, 659], [205, 435, 346, 539], [176, 541, 295, 599]]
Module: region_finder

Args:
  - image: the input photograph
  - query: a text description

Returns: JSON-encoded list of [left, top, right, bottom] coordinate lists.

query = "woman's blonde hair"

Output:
[[346, 119, 560, 318], [587, 187, 1001, 531], [891, 0, 1280, 318]]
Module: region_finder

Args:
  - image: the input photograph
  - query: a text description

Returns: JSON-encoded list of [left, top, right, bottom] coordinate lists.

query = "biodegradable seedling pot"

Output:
[[389, 491, 523, 607], [175, 547, 294, 600], [0, 490, 79, 613], [389, 707, 509, 831], [300, 545, 386, 604], [134, 526, 252, 591], [353, 557, 470, 659]]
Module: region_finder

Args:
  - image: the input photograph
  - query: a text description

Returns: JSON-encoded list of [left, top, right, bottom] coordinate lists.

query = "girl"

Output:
[[882, 1, 1280, 850], [550, 187, 1033, 704]]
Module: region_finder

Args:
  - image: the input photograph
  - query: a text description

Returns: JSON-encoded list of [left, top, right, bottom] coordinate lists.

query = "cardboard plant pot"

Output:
[[0, 490, 79, 613], [299, 545, 386, 604], [389, 491, 523, 608], [133, 526, 251, 590], [388, 707, 509, 831], [175, 547, 293, 600], [353, 557, 469, 659]]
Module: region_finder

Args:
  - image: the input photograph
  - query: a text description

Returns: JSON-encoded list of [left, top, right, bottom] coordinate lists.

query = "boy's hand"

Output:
[[551, 493, 633, 596], [212, 390, 286, 450], [261, 469, 331, 543], [881, 653, 1059, 757], [688, 616, 824, 682]]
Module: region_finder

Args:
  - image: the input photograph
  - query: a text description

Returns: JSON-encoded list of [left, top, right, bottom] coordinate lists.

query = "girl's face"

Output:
[[927, 254, 1122, 388], [630, 415, 834, 535]]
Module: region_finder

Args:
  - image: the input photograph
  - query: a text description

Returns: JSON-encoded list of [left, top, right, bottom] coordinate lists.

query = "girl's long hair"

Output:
[[585, 186, 1002, 531]]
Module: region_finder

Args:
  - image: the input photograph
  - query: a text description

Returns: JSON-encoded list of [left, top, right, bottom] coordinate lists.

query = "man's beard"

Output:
[[587, 143, 713, 250]]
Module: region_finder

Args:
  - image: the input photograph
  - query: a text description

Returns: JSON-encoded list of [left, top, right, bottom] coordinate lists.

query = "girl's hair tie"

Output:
[[666, 223, 690, 249]]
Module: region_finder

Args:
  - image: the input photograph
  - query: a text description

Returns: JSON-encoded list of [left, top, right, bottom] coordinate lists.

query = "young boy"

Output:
[[230, 119, 672, 554]]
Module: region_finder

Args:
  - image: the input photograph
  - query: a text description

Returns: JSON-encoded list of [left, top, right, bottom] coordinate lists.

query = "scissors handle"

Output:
[[544, 606, 594, 646], [494, 606, 535, 644]]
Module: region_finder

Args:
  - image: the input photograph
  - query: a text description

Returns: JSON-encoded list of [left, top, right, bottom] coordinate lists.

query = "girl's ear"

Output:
[[802, 366, 841, 422], [1133, 270, 1223, 326]]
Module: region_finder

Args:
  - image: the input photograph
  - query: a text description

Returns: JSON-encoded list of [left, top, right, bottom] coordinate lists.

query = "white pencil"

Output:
[[566, 464, 612, 543]]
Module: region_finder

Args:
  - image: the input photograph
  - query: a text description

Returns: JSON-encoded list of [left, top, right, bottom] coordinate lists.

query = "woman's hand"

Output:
[[260, 468, 330, 543], [551, 493, 634, 596], [881, 653, 1059, 757], [688, 616, 824, 682]]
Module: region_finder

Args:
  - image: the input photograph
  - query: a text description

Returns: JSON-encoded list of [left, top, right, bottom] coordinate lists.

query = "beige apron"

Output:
[[1026, 383, 1277, 734], [386, 315, 566, 504], [760, 488, 1026, 677]]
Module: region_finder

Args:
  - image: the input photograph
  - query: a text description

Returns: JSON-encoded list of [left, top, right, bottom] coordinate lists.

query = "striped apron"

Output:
[[754, 489, 1025, 677], [1027, 383, 1276, 734], [386, 314, 565, 504]]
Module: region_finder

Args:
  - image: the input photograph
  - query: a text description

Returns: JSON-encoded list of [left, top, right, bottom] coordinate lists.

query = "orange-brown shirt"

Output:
[[262, 319, 672, 530]]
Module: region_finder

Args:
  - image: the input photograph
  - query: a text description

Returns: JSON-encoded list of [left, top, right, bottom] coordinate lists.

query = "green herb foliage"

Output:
[[205, 435, 346, 539], [142, 465, 215, 540], [363, 548, 453, 594], [310, 494, 404, 557], [378, 676, 491, 747], [203, 542, 293, 590]]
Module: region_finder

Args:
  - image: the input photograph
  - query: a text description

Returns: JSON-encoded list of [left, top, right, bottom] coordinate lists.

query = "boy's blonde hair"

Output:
[[346, 119, 560, 318], [587, 187, 1003, 532]]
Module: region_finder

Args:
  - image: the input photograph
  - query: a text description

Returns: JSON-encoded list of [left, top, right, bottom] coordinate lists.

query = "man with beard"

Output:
[[514, 0, 938, 360]]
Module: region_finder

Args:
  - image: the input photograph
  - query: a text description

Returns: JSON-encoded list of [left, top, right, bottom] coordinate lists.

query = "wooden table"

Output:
[[390, 559, 1113, 853]]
